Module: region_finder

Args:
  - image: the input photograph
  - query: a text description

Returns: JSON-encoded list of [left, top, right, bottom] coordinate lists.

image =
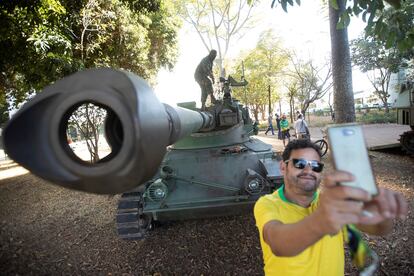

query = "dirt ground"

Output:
[[0, 148, 413, 275]]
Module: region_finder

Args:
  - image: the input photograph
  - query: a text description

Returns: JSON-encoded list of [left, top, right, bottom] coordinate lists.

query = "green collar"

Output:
[[278, 184, 318, 206]]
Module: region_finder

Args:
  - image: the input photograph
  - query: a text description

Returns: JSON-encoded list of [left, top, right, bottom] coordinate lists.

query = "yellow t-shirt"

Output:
[[254, 187, 346, 276]]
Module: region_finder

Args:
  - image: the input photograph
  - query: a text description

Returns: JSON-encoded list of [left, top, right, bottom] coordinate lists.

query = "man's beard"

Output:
[[287, 170, 320, 193]]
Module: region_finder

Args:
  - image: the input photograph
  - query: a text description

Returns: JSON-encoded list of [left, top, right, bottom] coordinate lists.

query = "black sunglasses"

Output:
[[285, 158, 324, 173]]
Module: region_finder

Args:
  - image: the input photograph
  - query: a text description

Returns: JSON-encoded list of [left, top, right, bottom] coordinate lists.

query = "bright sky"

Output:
[[154, 1, 371, 108]]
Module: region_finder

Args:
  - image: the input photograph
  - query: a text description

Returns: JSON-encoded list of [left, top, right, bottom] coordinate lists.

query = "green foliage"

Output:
[[356, 110, 397, 124], [0, 92, 9, 127], [121, 0, 161, 13], [364, 0, 414, 54], [351, 36, 405, 110], [0, 0, 76, 106], [351, 37, 402, 73], [287, 56, 333, 116], [68, 103, 107, 163], [77, 0, 181, 83], [0, 0, 181, 109], [231, 29, 289, 119], [314, 109, 326, 116], [272, 0, 414, 53]]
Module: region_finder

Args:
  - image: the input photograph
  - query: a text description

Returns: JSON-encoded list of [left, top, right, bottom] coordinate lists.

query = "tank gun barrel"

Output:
[[3, 69, 213, 194]]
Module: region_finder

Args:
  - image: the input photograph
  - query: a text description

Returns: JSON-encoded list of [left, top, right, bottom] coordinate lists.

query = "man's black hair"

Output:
[[282, 139, 322, 161]]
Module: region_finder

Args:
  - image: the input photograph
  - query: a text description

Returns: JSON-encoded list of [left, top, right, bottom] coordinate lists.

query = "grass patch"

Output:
[[356, 109, 397, 124], [256, 110, 396, 131]]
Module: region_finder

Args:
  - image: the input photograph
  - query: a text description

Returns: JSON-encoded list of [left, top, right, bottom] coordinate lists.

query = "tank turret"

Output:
[[3, 68, 282, 239]]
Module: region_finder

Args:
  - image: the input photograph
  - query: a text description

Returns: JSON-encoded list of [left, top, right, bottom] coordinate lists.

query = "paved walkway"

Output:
[[255, 123, 411, 153]]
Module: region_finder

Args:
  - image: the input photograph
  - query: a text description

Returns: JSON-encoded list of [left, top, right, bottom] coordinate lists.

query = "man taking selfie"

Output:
[[254, 139, 408, 275]]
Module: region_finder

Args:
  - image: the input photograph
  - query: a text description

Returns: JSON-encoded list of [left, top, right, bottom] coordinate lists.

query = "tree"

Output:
[[285, 80, 299, 123], [233, 71, 268, 121], [351, 37, 403, 112], [329, 0, 355, 122], [0, 0, 181, 111], [68, 103, 107, 163], [0, 0, 76, 115], [75, 0, 181, 83], [0, 0, 181, 158], [175, 0, 258, 76], [231, 30, 289, 121], [327, 91, 334, 119], [0, 92, 8, 128], [71, 0, 181, 159], [353, 0, 414, 53], [288, 56, 333, 117], [268, 0, 413, 123]]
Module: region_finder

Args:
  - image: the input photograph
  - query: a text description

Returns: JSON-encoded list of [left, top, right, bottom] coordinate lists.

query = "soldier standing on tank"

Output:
[[194, 50, 217, 109]]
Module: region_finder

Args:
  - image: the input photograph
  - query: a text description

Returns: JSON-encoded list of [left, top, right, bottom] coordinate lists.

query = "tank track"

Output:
[[116, 192, 152, 240]]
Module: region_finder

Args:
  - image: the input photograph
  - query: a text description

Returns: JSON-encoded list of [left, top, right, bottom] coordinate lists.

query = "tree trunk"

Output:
[[289, 97, 294, 123], [253, 105, 259, 122], [260, 105, 266, 121], [329, 0, 355, 123], [268, 85, 271, 115]]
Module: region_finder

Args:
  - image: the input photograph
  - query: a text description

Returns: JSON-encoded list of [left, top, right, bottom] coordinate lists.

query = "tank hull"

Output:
[[116, 138, 282, 239]]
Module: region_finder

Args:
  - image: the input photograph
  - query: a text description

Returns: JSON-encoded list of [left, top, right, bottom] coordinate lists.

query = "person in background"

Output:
[[265, 114, 274, 135], [294, 114, 310, 139], [254, 139, 408, 275], [280, 114, 290, 146], [275, 114, 281, 140]]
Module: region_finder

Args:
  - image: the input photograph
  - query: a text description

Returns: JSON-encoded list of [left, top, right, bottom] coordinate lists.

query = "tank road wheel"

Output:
[[116, 192, 153, 240], [314, 139, 328, 157], [399, 131, 414, 155]]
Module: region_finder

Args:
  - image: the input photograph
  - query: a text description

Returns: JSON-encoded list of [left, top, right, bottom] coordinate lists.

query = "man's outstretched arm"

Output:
[[260, 172, 371, 257], [260, 171, 408, 257], [262, 216, 326, 257]]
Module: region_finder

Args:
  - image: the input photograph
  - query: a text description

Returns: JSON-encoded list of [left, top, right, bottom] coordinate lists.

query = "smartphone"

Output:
[[327, 124, 378, 196]]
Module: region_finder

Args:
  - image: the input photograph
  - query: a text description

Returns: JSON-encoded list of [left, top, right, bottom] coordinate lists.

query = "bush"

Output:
[[258, 122, 268, 130], [314, 109, 325, 116], [356, 110, 397, 124]]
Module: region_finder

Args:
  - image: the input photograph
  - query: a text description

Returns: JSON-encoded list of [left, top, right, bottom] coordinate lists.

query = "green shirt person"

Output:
[[280, 115, 290, 146]]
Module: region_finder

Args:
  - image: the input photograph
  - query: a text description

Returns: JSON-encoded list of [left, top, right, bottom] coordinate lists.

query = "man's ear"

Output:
[[280, 160, 286, 175]]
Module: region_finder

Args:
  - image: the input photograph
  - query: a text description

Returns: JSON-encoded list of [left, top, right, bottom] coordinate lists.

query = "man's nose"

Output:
[[302, 163, 313, 172]]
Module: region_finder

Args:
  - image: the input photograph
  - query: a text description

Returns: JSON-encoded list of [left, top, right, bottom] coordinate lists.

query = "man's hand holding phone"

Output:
[[323, 124, 408, 235], [313, 170, 408, 236], [358, 187, 408, 226], [312, 171, 370, 236]]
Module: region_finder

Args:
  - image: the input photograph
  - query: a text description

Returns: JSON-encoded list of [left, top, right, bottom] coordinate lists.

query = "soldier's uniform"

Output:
[[194, 50, 217, 109]]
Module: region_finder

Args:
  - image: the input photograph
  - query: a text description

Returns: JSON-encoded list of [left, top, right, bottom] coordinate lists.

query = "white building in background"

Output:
[[353, 69, 407, 108]]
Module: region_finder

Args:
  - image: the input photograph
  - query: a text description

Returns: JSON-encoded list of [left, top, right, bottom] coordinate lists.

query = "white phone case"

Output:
[[327, 124, 378, 195]]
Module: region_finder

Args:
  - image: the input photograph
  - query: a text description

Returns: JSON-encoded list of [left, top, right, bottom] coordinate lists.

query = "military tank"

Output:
[[3, 68, 283, 239]]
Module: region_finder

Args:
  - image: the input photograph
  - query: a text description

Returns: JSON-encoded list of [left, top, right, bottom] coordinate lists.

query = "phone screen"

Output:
[[327, 124, 378, 195]]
